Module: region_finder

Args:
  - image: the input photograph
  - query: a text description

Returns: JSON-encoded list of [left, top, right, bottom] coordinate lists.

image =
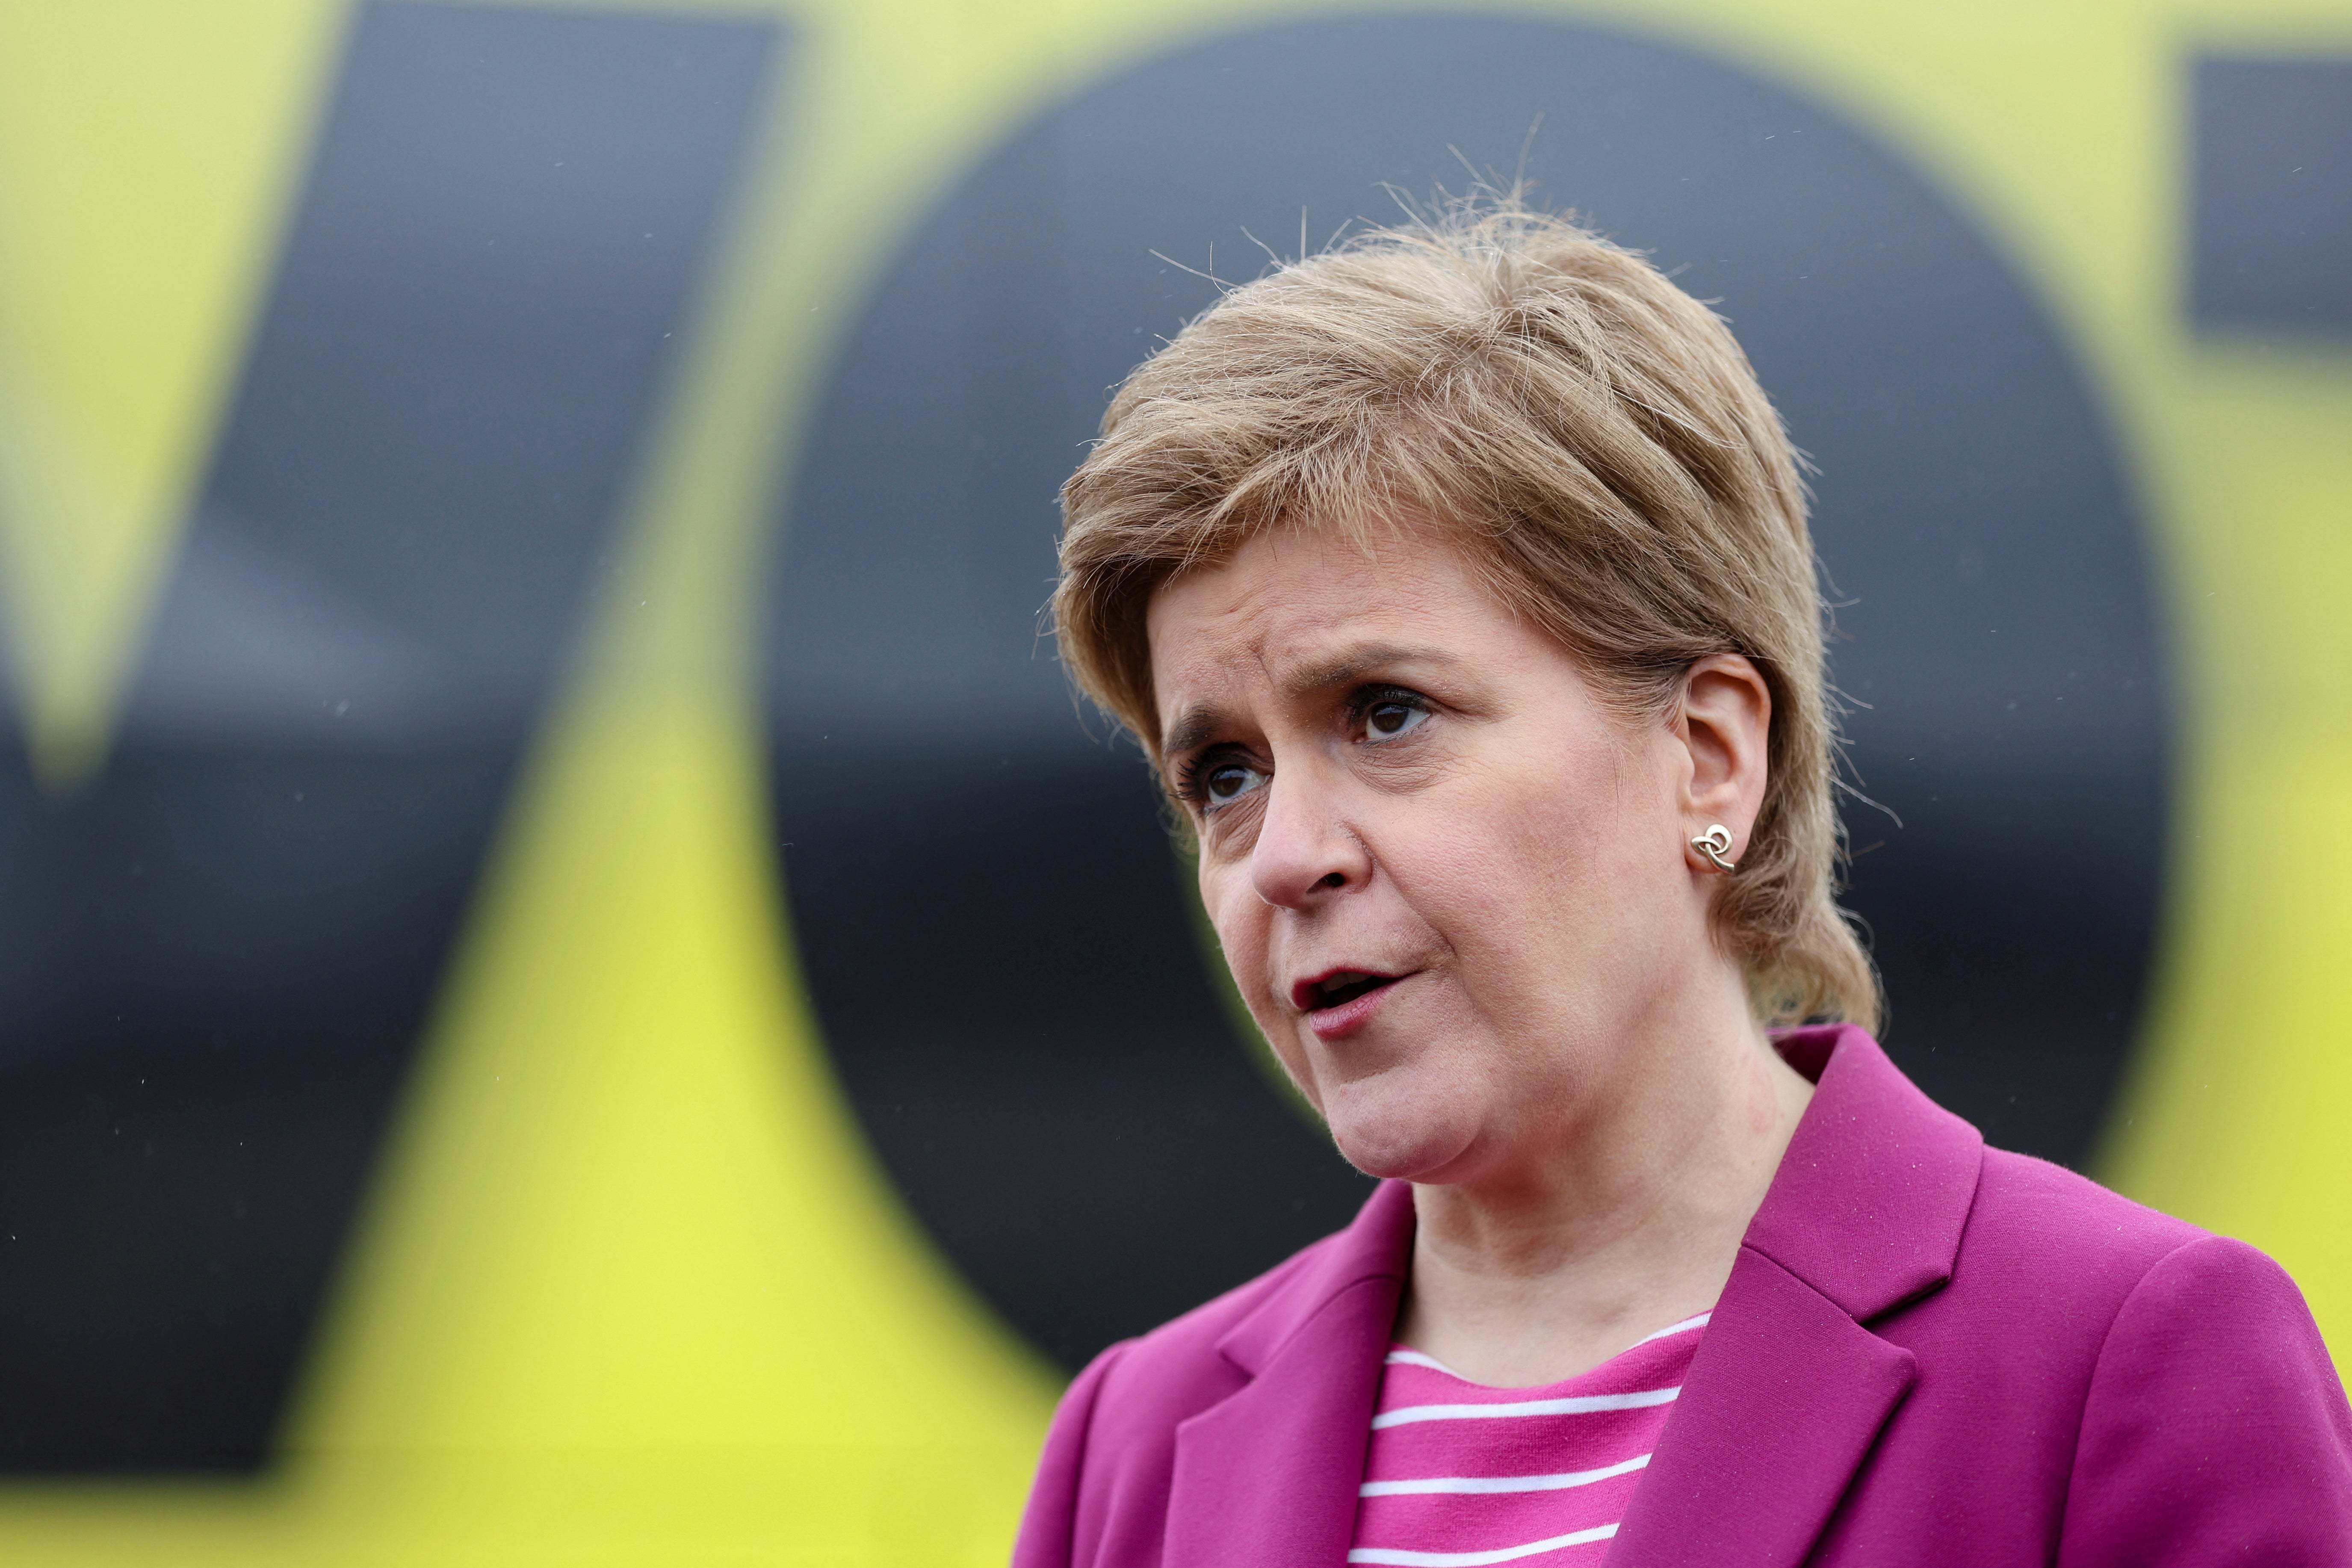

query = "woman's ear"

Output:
[[1675, 654, 1772, 865]]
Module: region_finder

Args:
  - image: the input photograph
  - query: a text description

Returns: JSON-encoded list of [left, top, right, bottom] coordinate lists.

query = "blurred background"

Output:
[[0, 0, 2342, 1560]]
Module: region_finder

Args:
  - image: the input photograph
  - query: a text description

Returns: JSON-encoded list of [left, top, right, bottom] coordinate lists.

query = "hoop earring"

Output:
[[1691, 824, 1737, 873]]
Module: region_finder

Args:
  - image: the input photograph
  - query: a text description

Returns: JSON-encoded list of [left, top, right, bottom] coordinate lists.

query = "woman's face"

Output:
[[1146, 525, 1749, 1187]]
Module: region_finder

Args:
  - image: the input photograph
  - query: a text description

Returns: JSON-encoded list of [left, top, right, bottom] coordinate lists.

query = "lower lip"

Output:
[[1306, 976, 1406, 1040]]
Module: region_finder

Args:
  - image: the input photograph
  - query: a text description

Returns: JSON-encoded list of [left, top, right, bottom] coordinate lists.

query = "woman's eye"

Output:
[[1363, 697, 1430, 741], [1200, 759, 1268, 810]]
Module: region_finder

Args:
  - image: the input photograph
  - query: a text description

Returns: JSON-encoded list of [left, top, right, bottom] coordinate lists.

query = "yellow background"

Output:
[[0, 0, 2343, 1559]]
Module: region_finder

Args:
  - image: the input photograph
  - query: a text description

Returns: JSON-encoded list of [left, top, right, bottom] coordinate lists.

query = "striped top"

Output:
[[1347, 1312, 1710, 1566]]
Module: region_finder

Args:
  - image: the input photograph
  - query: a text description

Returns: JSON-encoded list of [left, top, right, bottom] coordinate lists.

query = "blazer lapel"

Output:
[[1610, 1026, 1985, 1568], [1606, 1246, 1917, 1568], [1162, 1181, 1414, 1568]]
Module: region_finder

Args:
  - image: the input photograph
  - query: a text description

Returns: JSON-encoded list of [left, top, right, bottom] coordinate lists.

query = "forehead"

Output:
[[1145, 525, 1493, 702]]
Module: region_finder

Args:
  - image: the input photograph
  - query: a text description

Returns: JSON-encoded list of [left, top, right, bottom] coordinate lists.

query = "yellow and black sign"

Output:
[[0, 0, 2343, 1560]]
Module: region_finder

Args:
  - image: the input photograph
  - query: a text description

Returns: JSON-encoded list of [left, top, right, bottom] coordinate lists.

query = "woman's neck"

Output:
[[1395, 974, 1813, 1388]]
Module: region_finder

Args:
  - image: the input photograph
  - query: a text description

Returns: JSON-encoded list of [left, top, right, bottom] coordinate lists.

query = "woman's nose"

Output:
[[1248, 770, 1369, 909]]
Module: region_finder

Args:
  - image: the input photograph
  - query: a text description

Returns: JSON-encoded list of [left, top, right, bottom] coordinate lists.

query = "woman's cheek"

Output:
[[1204, 878, 1272, 1011]]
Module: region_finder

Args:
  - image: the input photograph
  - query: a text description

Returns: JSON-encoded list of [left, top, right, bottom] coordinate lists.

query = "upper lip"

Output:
[[1290, 967, 1403, 1013]]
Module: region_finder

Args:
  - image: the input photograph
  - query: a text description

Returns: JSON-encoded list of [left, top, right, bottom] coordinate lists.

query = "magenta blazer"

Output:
[[1013, 1025, 2352, 1566]]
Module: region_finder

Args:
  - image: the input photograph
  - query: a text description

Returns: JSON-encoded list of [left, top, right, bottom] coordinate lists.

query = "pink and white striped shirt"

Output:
[[1347, 1312, 1710, 1566]]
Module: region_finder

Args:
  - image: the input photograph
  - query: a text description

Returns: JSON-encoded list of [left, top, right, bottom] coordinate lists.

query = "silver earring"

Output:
[[1692, 824, 1737, 872]]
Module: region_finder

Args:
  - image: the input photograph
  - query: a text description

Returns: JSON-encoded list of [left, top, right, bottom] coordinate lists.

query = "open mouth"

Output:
[[1296, 970, 1401, 1013]]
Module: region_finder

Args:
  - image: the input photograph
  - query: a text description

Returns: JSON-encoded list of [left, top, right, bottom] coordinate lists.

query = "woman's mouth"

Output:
[[1292, 969, 1406, 1038]]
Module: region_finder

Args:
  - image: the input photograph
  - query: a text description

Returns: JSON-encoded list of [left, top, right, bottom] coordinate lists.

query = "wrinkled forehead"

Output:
[[1152, 525, 1434, 652]]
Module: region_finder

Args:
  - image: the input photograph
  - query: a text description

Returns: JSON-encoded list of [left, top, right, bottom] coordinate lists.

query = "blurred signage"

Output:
[[0, 0, 2342, 1560]]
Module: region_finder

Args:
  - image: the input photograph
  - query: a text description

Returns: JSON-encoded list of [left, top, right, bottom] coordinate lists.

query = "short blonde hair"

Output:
[[1053, 201, 1877, 1030]]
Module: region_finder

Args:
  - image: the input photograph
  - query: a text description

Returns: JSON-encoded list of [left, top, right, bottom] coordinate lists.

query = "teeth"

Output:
[[1322, 971, 1367, 995]]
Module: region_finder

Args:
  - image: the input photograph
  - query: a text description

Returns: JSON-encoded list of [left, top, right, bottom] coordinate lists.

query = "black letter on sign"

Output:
[[0, 1, 779, 1470]]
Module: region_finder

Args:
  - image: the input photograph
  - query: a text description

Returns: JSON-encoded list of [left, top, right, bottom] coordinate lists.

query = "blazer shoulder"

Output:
[[1884, 1148, 2211, 1376], [1961, 1145, 2208, 1290], [2057, 1231, 2352, 1564]]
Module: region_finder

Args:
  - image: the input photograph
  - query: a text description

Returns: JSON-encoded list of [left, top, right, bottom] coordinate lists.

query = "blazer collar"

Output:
[[1212, 1177, 1414, 1378], [1609, 1025, 1986, 1568], [1164, 1178, 1413, 1568], [1749, 1024, 1984, 1320]]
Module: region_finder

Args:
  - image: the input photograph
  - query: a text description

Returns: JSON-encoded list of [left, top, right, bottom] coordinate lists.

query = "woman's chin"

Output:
[[1324, 1096, 1483, 1184]]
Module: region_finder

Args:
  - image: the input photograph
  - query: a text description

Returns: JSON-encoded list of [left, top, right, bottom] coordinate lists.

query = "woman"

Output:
[[1013, 203, 2352, 1567]]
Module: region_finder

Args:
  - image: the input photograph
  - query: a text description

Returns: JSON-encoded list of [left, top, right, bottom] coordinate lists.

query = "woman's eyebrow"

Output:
[[1159, 644, 1460, 764], [1280, 641, 1460, 697], [1161, 706, 1234, 765]]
